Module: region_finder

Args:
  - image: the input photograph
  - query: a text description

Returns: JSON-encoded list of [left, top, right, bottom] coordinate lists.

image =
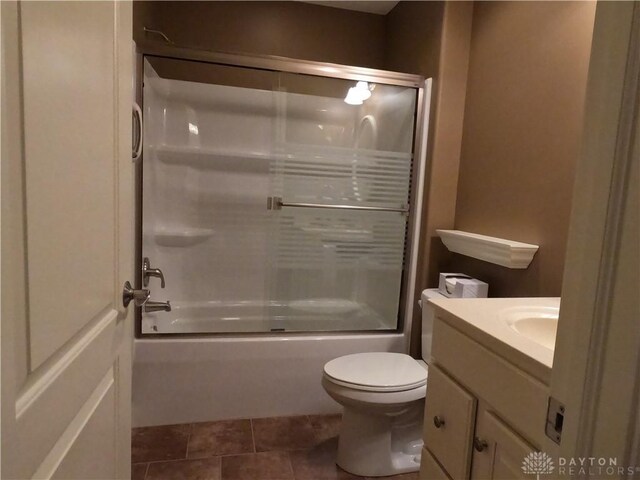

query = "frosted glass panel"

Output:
[[267, 209, 407, 330], [273, 74, 415, 209], [266, 73, 417, 331], [141, 57, 417, 335], [271, 146, 412, 208]]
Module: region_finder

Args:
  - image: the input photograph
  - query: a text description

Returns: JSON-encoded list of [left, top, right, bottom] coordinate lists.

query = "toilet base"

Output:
[[336, 400, 424, 477]]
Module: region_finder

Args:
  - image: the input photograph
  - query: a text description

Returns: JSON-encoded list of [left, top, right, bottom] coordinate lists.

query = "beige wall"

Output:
[[134, 1, 386, 69], [386, 2, 473, 356], [384, 1, 444, 77], [448, 1, 596, 297]]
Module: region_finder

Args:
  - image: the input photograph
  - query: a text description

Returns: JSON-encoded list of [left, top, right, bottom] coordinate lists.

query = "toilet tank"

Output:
[[421, 288, 446, 362]]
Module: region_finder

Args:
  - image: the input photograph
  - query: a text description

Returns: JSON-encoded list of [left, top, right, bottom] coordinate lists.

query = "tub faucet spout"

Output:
[[145, 300, 171, 313]]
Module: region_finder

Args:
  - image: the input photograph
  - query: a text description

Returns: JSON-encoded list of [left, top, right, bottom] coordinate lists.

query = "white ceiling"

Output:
[[301, 1, 400, 15]]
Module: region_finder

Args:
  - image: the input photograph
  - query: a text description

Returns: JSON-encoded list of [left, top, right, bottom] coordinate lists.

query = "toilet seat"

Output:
[[323, 352, 427, 393]]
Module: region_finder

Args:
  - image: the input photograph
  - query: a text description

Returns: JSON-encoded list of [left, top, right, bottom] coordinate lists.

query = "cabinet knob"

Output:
[[433, 415, 445, 429], [473, 436, 489, 452]]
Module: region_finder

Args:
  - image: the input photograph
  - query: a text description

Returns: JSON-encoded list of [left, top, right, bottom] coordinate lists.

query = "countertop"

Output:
[[427, 297, 560, 384]]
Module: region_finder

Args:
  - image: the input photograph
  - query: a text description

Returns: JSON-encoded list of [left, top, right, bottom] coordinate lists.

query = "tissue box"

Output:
[[438, 273, 488, 298], [452, 278, 489, 298], [438, 273, 470, 297]]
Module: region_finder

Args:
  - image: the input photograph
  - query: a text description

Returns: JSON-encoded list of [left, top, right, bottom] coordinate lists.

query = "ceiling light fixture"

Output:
[[344, 81, 372, 105]]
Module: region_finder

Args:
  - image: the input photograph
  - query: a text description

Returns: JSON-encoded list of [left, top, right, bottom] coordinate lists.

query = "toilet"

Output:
[[321, 289, 444, 477]]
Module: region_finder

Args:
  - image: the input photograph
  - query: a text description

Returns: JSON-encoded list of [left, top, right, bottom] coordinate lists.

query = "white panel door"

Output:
[[1, 1, 134, 479], [546, 1, 640, 464]]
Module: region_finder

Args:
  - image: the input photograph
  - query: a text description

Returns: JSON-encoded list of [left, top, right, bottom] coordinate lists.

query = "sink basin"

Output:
[[500, 306, 559, 350]]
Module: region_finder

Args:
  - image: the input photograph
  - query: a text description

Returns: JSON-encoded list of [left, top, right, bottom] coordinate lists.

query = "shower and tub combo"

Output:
[[132, 46, 431, 430]]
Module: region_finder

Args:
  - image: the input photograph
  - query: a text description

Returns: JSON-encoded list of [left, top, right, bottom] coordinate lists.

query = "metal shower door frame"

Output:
[[134, 42, 430, 340]]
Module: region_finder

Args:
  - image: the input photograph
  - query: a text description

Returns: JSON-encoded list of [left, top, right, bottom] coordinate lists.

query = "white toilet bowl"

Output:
[[322, 352, 427, 477]]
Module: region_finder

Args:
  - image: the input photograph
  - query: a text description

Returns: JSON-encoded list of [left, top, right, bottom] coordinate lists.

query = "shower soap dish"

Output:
[[437, 229, 539, 269]]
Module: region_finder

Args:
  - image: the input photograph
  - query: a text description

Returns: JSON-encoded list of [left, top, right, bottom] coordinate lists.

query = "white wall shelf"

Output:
[[436, 230, 539, 269]]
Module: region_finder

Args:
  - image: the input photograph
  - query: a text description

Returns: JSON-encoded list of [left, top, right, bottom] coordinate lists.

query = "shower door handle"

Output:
[[132, 102, 143, 161], [267, 196, 409, 214]]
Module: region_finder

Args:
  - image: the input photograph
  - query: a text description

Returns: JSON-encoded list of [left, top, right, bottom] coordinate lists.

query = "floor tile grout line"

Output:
[[286, 449, 296, 480], [185, 423, 193, 460], [306, 414, 321, 444], [142, 450, 264, 466], [249, 418, 257, 453], [139, 457, 195, 466]]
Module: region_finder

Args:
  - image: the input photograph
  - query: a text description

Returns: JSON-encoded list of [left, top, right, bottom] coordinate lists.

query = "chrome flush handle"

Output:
[[142, 257, 166, 288]]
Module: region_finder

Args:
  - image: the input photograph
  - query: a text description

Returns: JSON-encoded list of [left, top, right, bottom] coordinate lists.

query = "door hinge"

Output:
[[545, 396, 565, 444]]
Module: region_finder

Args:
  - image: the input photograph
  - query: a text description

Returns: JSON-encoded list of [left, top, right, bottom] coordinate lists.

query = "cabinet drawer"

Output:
[[424, 365, 477, 480], [420, 447, 451, 480]]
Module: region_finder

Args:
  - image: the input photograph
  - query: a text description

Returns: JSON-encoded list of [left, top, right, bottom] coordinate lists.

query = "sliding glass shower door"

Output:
[[141, 56, 418, 335]]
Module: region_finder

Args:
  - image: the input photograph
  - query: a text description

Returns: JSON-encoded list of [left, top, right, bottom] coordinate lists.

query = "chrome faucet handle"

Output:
[[148, 268, 165, 288], [122, 281, 150, 308], [142, 257, 166, 288]]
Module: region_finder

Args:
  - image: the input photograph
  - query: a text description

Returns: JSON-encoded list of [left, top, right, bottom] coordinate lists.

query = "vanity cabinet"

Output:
[[420, 315, 549, 480]]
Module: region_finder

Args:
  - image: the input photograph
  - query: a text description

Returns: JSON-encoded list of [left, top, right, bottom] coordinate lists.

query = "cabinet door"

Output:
[[420, 447, 452, 480], [424, 365, 477, 479], [471, 410, 538, 480]]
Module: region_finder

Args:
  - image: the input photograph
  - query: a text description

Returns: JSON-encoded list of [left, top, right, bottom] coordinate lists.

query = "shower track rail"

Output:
[[266, 196, 409, 214]]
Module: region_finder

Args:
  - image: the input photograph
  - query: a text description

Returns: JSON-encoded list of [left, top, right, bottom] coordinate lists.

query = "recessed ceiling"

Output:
[[301, 1, 400, 15]]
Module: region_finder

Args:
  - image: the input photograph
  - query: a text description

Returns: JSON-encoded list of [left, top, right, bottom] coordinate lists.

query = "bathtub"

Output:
[[141, 300, 395, 334], [132, 329, 406, 427]]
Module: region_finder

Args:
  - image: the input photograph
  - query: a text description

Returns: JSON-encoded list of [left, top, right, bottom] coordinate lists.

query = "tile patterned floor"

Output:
[[132, 414, 419, 480]]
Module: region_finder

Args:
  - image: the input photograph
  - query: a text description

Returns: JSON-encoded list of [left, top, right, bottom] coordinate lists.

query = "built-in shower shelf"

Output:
[[152, 144, 274, 168], [299, 225, 373, 242], [437, 229, 539, 269], [150, 144, 414, 169], [154, 227, 214, 247], [276, 141, 414, 161]]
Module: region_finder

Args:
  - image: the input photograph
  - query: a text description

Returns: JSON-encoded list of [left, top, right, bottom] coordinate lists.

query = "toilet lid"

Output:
[[324, 352, 427, 392]]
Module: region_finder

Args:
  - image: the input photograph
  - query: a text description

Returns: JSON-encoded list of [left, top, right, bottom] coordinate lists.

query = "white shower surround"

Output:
[[132, 57, 431, 427]]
